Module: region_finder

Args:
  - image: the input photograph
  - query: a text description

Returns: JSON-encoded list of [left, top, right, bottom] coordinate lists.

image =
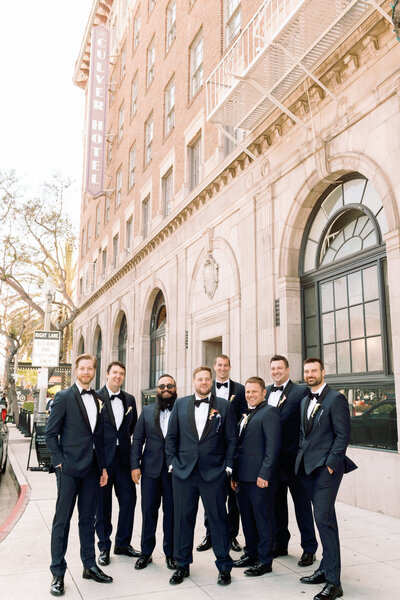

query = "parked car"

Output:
[[350, 399, 397, 451], [0, 419, 9, 480]]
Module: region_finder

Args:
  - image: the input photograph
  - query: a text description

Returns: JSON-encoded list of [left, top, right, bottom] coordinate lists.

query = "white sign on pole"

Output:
[[32, 331, 60, 368]]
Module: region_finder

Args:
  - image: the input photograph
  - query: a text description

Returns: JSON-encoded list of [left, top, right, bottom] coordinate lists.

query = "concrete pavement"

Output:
[[1, 423, 400, 599]]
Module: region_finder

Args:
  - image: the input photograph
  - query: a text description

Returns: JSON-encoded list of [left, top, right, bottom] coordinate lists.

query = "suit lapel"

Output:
[[278, 380, 293, 409], [229, 379, 235, 398], [72, 384, 93, 432], [304, 385, 329, 436], [200, 394, 216, 441], [188, 395, 199, 440], [119, 391, 129, 428], [239, 401, 266, 438], [103, 387, 117, 430], [153, 404, 164, 438]]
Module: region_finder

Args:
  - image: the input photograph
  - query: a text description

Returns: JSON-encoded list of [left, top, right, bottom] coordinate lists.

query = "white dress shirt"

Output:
[[307, 383, 326, 419], [215, 379, 230, 401], [160, 408, 171, 438], [76, 383, 97, 433], [194, 396, 210, 438], [268, 379, 290, 407], [107, 387, 124, 445]]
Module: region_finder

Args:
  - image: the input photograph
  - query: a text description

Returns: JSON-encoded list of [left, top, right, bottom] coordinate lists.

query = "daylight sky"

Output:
[[0, 0, 94, 210]]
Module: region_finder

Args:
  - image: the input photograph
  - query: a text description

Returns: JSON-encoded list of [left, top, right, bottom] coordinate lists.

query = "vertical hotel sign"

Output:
[[84, 26, 109, 196]]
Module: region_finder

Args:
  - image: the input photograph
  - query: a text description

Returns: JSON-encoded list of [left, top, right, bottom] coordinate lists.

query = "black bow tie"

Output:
[[80, 388, 96, 397], [308, 392, 319, 400], [271, 385, 284, 392], [194, 398, 209, 408], [110, 393, 122, 401], [216, 381, 228, 389]]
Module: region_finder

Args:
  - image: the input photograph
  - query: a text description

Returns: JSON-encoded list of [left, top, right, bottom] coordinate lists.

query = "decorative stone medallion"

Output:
[[203, 253, 219, 299]]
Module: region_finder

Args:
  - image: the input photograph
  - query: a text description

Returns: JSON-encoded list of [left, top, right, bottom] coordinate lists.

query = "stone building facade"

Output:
[[74, 0, 400, 516]]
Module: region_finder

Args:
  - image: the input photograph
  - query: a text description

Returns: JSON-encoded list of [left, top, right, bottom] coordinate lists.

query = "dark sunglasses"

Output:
[[158, 383, 175, 390]]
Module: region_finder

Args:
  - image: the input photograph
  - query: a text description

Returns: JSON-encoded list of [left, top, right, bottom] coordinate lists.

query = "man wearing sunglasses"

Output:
[[131, 374, 178, 571]]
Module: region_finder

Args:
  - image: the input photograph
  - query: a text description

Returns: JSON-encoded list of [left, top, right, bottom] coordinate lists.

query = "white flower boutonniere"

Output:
[[241, 413, 250, 430], [125, 406, 133, 417], [278, 395, 287, 408], [97, 398, 103, 411], [209, 408, 222, 432], [311, 403, 321, 418], [229, 394, 236, 402]]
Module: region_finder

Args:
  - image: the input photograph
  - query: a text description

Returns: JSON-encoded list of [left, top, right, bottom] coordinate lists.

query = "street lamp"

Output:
[[37, 276, 57, 417]]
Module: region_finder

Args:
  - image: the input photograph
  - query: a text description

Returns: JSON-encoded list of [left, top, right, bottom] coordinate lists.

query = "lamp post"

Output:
[[37, 276, 56, 418]]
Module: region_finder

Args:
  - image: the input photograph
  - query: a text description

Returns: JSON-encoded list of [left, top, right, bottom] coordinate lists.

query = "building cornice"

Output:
[[77, 8, 395, 313]]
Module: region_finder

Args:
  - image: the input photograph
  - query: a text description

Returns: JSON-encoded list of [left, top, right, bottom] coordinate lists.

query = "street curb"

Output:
[[0, 444, 31, 542]]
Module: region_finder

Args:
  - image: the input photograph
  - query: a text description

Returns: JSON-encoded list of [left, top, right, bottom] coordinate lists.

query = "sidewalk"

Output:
[[1, 424, 400, 600]]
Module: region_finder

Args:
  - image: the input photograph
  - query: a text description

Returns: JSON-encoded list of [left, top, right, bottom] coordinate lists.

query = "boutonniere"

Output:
[[241, 413, 250, 431], [277, 395, 287, 408], [125, 406, 133, 417], [209, 408, 222, 432], [311, 403, 321, 418], [229, 394, 236, 402], [97, 398, 103, 411]]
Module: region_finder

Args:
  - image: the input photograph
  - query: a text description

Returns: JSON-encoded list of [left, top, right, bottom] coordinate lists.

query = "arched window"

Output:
[[149, 290, 166, 389], [118, 314, 127, 365], [300, 174, 396, 450], [95, 328, 102, 389], [77, 336, 85, 356]]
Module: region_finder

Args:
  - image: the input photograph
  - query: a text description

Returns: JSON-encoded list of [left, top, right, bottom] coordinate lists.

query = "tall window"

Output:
[[86, 219, 91, 251], [145, 113, 153, 165], [131, 74, 138, 118], [133, 10, 140, 50], [190, 30, 203, 97], [165, 77, 175, 136], [102, 247, 107, 276], [78, 336, 85, 355], [107, 129, 113, 163], [112, 234, 119, 268], [118, 103, 124, 142], [129, 143, 136, 189], [95, 328, 102, 389], [95, 203, 101, 238], [150, 290, 166, 388], [147, 37, 155, 87], [126, 218, 133, 252], [189, 134, 201, 190], [226, 0, 241, 46], [120, 43, 126, 79], [162, 168, 173, 216], [166, 0, 176, 50], [104, 197, 110, 224], [116, 167, 122, 208], [118, 313, 127, 367], [301, 174, 395, 451], [142, 195, 150, 237]]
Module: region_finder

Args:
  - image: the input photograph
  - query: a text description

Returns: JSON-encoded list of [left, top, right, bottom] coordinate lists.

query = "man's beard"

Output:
[[157, 392, 177, 411]]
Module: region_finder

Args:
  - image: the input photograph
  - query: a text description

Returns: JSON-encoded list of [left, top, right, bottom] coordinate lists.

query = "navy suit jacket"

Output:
[[266, 381, 307, 462], [131, 403, 168, 478], [45, 383, 105, 477], [165, 394, 238, 483], [234, 403, 281, 483], [97, 386, 137, 469], [295, 385, 357, 476], [212, 379, 246, 423]]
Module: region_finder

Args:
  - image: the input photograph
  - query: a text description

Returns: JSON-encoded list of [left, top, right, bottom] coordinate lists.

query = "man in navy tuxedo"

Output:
[[46, 354, 112, 597], [231, 377, 281, 576], [296, 358, 357, 600], [197, 354, 245, 554], [95, 361, 138, 566], [266, 354, 317, 566], [131, 374, 177, 571], [165, 366, 237, 586]]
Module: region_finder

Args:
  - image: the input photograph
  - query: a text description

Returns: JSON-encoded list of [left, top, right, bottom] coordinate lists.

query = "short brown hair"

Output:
[[304, 357, 324, 369], [106, 361, 126, 374], [245, 376, 266, 390], [75, 354, 97, 369], [270, 354, 289, 368], [214, 354, 231, 366], [193, 365, 212, 378]]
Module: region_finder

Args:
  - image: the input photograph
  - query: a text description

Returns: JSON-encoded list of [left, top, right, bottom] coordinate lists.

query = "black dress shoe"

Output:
[[50, 575, 64, 596], [244, 561, 272, 576], [314, 583, 343, 599], [298, 551, 316, 567], [300, 569, 326, 584], [230, 537, 242, 552], [135, 555, 152, 569], [217, 571, 231, 585], [114, 545, 141, 557], [196, 535, 212, 551], [272, 546, 288, 557], [82, 566, 113, 583], [233, 554, 258, 568], [169, 566, 190, 584], [166, 556, 177, 570], [98, 550, 110, 566]]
